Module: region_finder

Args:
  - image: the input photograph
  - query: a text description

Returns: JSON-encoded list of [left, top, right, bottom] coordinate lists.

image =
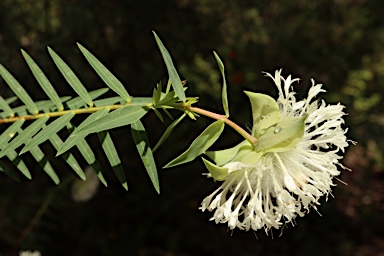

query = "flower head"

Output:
[[200, 70, 351, 233]]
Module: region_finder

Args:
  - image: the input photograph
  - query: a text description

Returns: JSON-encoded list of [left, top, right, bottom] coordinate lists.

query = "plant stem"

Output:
[[188, 106, 257, 145], [0, 104, 127, 124]]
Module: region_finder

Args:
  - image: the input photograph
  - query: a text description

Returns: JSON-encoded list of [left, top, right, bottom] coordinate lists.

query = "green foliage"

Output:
[[165, 120, 225, 168], [0, 64, 39, 115], [153, 31, 186, 103], [0, 33, 197, 193], [77, 43, 131, 102], [21, 49, 64, 111], [213, 51, 229, 117], [131, 120, 159, 193]]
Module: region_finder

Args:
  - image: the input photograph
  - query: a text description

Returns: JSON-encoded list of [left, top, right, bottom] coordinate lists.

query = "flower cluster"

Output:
[[200, 70, 351, 233]]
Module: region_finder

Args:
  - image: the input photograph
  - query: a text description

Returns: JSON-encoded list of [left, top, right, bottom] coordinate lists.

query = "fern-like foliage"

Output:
[[0, 32, 196, 193]]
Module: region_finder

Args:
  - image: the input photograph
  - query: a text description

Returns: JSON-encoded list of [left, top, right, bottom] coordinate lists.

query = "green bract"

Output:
[[204, 91, 306, 180], [245, 91, 280, 138], [202, 157, 228, 181], [256, 116, 306, 153]]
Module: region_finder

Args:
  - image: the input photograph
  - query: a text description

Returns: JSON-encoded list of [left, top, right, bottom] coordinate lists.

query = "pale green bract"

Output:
[[204, 91, 307, 181]]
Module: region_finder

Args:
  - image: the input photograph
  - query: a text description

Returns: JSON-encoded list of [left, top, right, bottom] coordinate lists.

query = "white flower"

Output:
[[19, 250, 42, 256], [200, 70, 352, 234]]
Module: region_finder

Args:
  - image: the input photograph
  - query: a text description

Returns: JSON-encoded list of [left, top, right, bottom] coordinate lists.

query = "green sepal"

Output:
[[164, 120, 225, 168], [256, 116, 307, 153], [201, 157, 229, 181], [244, 91, 281, 137]]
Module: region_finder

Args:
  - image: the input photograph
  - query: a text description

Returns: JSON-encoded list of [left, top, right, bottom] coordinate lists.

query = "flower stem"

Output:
[[188, 106, 257, 145]]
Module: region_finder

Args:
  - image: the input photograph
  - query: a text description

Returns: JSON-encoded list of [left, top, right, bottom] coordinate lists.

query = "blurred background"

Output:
[[0, 0, 383, 255]]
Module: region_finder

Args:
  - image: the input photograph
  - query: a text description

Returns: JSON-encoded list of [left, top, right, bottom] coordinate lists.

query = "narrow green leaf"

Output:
[[65, 122, 107, 186], [163, 108, 173, 120], [77, 140, 108, 187], [65, 88, 109, 109], [0, 119, 25, 149], [131, 120, 160, 193], [73, 107, 110, 132], [130, 97, 153, 105], [7, 150, 31, 179], [0, 161, 20, 182], [57, 108, 109, 155], [5, 96, 18, 105], [0, 96, 14, 117], [0, 120, 29, 179], [201, 157, 229, 181], [49, 133, 85, 180], [213, 51, 229, 117], [0, 117, 49, 158], [165, 79, 171, 93], [48, 47, 93, 107], [157, 91, 176, 105], [94, 96, 125, 107], [165, 120, 225, 168], [77, 43, 131, 101], [6, 101, 52, 118], [21, 49, 64, 111], [153, 108, 164, 122], [0, 63, 39, 114], [153, 32, 186, 102], [29, 146, 60, 184], [98, 131, 127, 190], [21, 112, 75, 154], [153, 113, 186, 152], [74, 105, 147, 136], [153, 82, 162, 105], [36, 100, 63, 112], [3, 97, 72, 118]]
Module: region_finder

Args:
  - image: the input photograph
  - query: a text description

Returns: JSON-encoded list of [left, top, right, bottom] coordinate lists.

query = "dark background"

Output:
[[0, 0, 383, 255]]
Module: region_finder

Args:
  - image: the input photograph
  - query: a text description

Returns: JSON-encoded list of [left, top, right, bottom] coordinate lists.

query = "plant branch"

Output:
[[0, 103, 143, 124], [186, 106, 257, 145]]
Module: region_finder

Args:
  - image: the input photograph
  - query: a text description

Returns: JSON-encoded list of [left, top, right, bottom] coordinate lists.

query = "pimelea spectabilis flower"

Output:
[[200, 70, 351, 234]]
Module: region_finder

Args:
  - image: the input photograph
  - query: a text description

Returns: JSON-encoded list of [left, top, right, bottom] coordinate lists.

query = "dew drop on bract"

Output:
[[260, 128, 266, 135], [274, 126, 282, 133]]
